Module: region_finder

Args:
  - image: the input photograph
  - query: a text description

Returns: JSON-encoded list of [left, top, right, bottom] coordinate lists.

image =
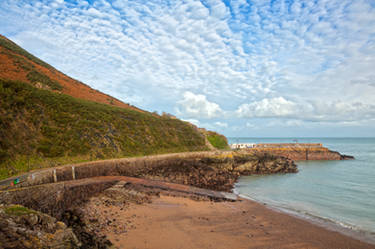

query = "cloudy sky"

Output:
[[1, 0, 375, 137]]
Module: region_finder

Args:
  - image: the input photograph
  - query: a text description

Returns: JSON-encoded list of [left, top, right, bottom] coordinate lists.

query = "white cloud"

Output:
[[207, 0, 229, 19], [181, 119, 200, 126], [214, 121, 228, 128], [177, 91, 223, 119], [237, 97, 375, 122], [236, 97, 304, 118], [1, 0, 375, 136], [285, 120, 303, 127], [245, 122, 256, 129]]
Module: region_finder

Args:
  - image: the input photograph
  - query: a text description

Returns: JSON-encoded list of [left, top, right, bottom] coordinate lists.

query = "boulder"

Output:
[[0, 204, 81, 249]]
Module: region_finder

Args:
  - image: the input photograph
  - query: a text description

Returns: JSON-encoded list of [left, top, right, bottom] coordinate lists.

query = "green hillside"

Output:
[[0, 79, 209, 179], [206, 131, 230, 150]]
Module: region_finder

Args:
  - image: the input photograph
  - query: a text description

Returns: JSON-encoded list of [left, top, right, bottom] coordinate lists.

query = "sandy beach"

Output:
[[87, 191, 374, 249]]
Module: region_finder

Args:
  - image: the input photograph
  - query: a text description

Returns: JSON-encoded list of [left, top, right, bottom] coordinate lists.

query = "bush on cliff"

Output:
[[206, 131, 230, 150], [26, 70, 63, 90]]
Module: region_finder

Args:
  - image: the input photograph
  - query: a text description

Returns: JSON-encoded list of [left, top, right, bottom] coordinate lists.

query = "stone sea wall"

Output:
[[243, 147, 354, 161], [1, 151, 297, 192]]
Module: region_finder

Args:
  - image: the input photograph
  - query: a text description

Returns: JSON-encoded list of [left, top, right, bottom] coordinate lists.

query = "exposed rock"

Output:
[[341, 154, 354, 160], [0, 204, 80, 249], [232, 153, 297, 175], [137, 152, 297, 192], [61, 209, 113, 249], [75, 182, 156, 241]]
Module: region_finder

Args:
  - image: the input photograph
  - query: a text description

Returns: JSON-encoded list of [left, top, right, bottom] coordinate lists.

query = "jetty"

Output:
[[230, 143, 354, 161]]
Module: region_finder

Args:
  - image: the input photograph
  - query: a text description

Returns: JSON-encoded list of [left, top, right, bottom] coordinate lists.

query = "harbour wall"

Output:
[[0, 151, 296, 192], [233, 144, 354, 161]]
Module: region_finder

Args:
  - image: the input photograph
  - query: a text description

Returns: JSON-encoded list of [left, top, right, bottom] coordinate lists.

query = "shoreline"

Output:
[[1, 148, 372, 248], [82, 181, 374, 249], [235, 192, 375, 246], [1, 173, 374, 248]]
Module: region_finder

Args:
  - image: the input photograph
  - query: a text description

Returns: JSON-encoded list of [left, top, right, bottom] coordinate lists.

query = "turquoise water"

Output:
[[230, 138, 375, 240]]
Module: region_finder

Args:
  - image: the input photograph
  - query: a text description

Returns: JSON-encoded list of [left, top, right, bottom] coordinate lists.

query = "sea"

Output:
[[229, 137, 375, 243]]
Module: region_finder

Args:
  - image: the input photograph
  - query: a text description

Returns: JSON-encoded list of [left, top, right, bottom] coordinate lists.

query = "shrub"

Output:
[[207, 132, 229, 150], [26, 70, 63, 90]]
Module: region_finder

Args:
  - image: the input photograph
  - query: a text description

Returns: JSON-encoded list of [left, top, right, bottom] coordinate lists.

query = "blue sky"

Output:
[[1, 0, 375, 137]]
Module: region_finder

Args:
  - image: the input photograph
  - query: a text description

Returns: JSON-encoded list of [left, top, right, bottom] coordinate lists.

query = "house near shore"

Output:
[[230, 143, 255, 149]]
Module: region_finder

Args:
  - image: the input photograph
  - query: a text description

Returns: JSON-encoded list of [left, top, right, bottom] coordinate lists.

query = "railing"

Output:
[[254, 143, 323, 148], [230, 143, 323, 149]]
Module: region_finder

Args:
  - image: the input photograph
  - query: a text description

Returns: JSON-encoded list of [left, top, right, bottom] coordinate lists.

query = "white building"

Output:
[[230, 143, 255, 149]]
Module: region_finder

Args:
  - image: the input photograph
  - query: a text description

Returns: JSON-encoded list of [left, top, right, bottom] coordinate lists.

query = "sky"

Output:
[[1, 0, 375, 137]]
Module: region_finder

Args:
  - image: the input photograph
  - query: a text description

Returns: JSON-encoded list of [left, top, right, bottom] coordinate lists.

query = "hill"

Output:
[[0, 35, 228, 179], [0, 35, 141, 111]]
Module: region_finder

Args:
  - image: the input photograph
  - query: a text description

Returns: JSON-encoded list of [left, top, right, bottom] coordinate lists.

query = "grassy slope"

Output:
[[0, 80, 208, 179], [0, 35, 141, 111], [206, 131, 230, 150]]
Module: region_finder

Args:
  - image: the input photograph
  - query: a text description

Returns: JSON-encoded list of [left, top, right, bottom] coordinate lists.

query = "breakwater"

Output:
[[231, 143, 354, 161]]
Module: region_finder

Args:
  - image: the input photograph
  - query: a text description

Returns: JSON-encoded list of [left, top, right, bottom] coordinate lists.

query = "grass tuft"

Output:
[[4, 205, 36, 216]]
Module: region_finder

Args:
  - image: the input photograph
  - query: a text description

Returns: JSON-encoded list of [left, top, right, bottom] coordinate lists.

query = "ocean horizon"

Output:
[[229, 137, 375, 243]]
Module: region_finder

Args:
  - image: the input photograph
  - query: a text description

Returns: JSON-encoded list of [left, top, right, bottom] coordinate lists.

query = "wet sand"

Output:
[[101, 195, 374, 249]]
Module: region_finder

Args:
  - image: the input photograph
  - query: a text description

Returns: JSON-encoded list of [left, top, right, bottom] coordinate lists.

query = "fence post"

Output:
[[72, 166, 76, 180], [53, 169, 57, 183]]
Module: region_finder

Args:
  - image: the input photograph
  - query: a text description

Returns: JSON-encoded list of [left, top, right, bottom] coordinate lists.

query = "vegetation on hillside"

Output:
[[26, 70, 63, 90], [206, 131, 230, 150], [0, 80, 208, 179], [0, 35, 147, 110], [0, 35, 52, 69]]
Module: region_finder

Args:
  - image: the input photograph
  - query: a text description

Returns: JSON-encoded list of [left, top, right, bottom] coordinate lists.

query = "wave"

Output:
[[235, 191, 375, 245]]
